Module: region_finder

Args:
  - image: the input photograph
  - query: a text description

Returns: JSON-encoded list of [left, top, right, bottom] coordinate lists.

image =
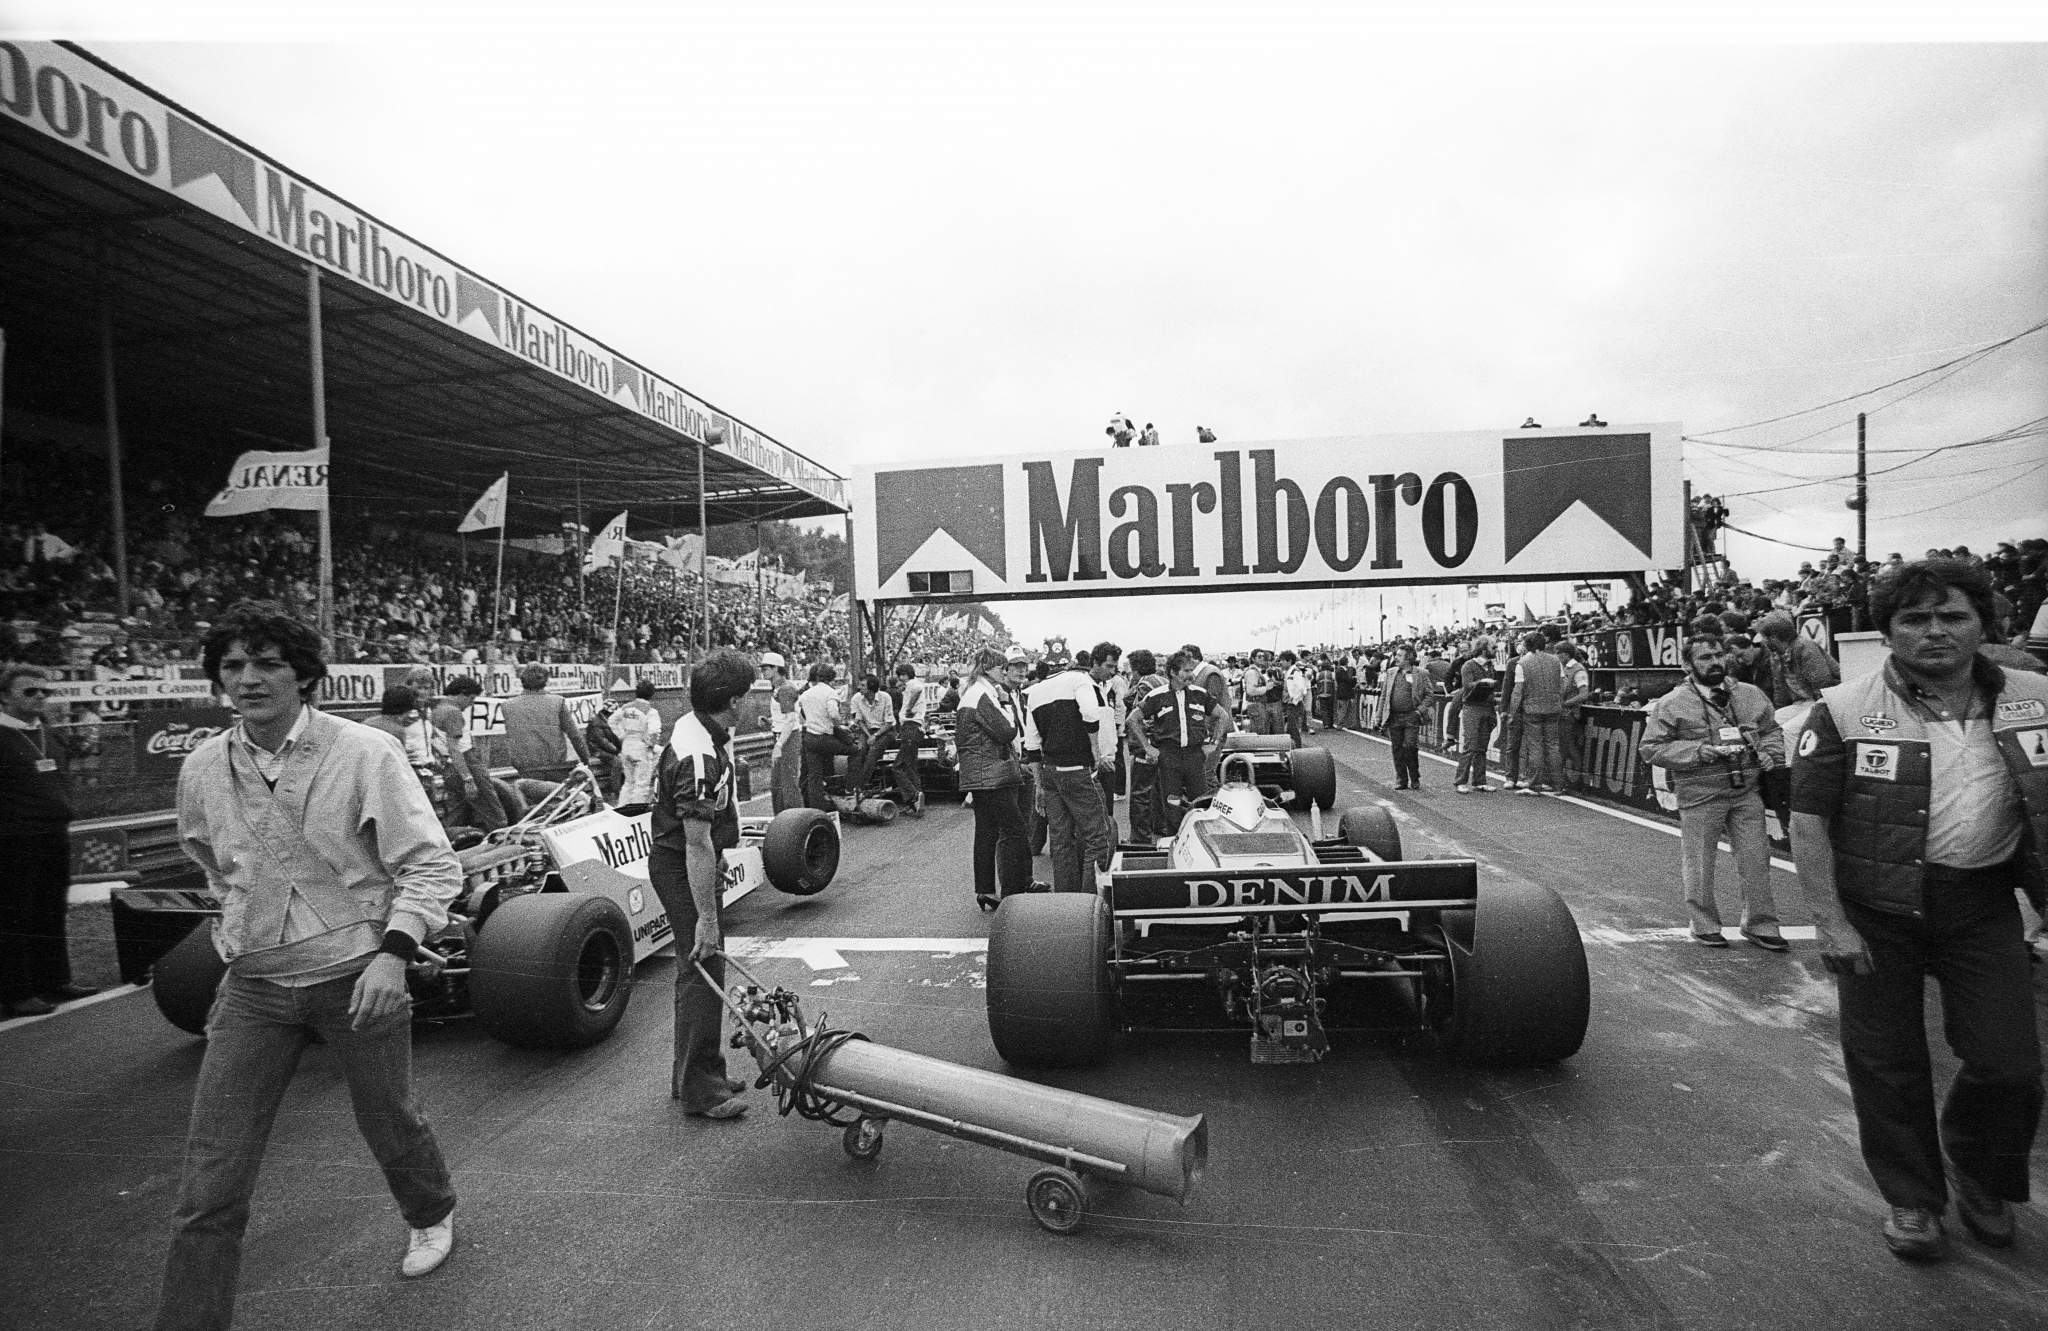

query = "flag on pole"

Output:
[[658, 533, 703, 573], [584, 511, 627, 573], [731, 547, 761, 571], [457, 474, 508, 532], [205, 446, 328, 517]]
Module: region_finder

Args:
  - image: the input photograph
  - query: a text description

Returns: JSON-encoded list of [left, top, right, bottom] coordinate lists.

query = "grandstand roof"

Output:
[[0, 42, 848, 535]]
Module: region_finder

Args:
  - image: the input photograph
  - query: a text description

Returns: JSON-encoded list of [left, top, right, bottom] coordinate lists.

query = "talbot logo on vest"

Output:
[[1853, 742, 1898, 781], [1996, 699, 2046, 723], [1860, 712, 1898, 733]]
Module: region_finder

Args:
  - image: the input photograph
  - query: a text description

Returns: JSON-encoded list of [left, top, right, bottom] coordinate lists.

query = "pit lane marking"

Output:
[[1341, 728, 1797, 873], [725, 936, 988, 971]]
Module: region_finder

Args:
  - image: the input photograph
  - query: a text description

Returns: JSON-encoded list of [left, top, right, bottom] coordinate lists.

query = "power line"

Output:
[[1684, 314, 2048, 440]]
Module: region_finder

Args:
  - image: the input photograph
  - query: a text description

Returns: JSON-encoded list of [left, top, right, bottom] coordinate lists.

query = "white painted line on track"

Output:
[[1585, 925, 1818, 945], [726, 936, 989, 971], [1338, 727, 1798, 874], [0, 983, 144, 1033]]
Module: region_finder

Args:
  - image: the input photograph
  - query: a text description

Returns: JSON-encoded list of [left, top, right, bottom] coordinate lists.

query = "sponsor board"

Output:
[[1108, 860, 1478, 913], [132, 706, 236, 779], [46, 677, 217, 703], [0, 40, 843, 511], [853, 426, 1680, 601]]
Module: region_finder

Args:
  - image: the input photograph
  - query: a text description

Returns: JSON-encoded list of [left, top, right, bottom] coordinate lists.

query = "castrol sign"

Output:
[[134, 706, 236, 779]]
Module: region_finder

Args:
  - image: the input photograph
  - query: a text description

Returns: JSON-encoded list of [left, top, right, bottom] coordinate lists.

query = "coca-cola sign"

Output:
[[134, 706, 235, 779]]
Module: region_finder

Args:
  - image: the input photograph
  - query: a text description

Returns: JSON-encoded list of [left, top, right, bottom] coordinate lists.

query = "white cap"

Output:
[[759, 651, 787, 670]]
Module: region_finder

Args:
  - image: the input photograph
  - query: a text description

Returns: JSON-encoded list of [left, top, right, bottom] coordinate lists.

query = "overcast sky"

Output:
[[13, 5, 2048, 651]]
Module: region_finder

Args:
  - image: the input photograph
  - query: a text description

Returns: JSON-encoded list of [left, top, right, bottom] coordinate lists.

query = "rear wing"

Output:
[[1105, 858, 1479, 919]]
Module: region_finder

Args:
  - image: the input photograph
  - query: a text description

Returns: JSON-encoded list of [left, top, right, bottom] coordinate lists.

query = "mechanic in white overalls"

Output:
[[612, 678, 664, 808]]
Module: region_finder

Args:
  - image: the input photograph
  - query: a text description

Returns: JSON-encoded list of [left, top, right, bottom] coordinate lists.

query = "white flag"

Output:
[[731, 547, 760, 571], [583, 511, 627, 573], [658, 533, 703, 573], [457, 474, 508, 533], [205, 446, 328, 517]]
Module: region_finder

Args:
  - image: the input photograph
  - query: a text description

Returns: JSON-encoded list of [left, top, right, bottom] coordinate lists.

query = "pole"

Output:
[[493, 472, 507, 645], [575, 469, 586, 629], [754, 520, 765, 646], [609, 514, 626, 666], [1855, 411, 1868, 563], [97, 250, 130, 618], [1681, 479, 1694, 597], [846, 515, 862, 674], [306, 265, 332, 641], [697, 441, 710, 657]]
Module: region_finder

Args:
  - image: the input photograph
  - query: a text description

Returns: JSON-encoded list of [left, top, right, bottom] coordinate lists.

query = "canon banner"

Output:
[[0, 41, 844, 511], [853, 426, 1682, 602]]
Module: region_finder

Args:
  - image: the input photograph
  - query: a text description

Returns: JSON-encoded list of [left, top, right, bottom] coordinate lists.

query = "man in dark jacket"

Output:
[[0, 666, 97, 1018], [1792, 560, 2048, 1261]]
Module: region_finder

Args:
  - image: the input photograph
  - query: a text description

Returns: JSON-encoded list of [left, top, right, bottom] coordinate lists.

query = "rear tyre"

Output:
[[762, 808, 841, 896], [471, 894, 634, 1048], [1433, 880, 1590, 1065], [151, 925, 227, 1037], [1338, 806, 1402, 862], [1289, 747, 1337, 810], [987, 893, 1113, 1068]]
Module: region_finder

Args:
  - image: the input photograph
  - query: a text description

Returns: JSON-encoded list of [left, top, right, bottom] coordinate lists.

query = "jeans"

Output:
[[1128, 757, 1159, 843], [1518, 713, 1563, 789], [1839, 863, 2041, 1209], [967, 782, 1031, 899], [1455, 709, 1495, 788], [647, 846, 735, 1112], [801, 731, 856, 810], [1677, 789, 1778, 936], [155, 970, 455, 1331], [1042, 765, 1112, 894], [894, 720, 925, 808], [1498, 712, 1524, 784], [1560, 713, 1585, 788], [770, 732, 802, 813]]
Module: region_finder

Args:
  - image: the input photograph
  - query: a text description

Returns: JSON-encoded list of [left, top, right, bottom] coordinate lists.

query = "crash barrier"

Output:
[[1571, 606, 1848, 697], [709, 956, 1206, 1234]]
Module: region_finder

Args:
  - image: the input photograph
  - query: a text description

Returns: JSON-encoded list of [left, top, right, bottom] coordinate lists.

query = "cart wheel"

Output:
[[1025, 1167, 1089, 1235], [843, 1117, 886, 1161]]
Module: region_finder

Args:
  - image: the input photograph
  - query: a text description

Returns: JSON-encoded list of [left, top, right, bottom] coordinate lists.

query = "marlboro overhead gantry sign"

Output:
[[854, 426, 1682, 603]]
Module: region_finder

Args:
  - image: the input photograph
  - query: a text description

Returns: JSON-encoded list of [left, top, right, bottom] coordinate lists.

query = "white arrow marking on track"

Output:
[[724, 937, 990, 971]]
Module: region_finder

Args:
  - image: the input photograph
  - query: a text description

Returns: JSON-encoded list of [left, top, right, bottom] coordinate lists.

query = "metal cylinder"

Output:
[[798, 1038, 1207, 1203]]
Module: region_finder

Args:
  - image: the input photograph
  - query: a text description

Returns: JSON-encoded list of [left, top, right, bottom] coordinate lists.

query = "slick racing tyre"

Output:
[[151, 925, 228, 1036], [471, 893, 634, 1048], [987, 892, 1114, 1068], [1430, 880, 1590, 1066], [1288, 748, 1337, 811], [1338, 806, 1402, 862], [762, 808, 841, 896]]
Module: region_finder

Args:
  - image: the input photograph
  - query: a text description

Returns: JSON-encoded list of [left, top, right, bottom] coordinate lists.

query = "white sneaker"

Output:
[[401, 1211, 454, 1278], [1453, 784, 1471, 793]]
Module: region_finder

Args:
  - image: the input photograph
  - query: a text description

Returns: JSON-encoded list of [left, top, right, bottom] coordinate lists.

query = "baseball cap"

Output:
[[759, 651, 787, 669], [1005, 645, 1029, 664]]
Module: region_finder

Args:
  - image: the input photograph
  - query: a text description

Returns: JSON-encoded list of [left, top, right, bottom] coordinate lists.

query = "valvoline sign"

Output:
[[853, 425, 1682, 602]]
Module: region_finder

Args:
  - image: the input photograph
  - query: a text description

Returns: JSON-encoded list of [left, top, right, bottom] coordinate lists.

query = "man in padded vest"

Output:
[[1792, 559, 2048, 1263]]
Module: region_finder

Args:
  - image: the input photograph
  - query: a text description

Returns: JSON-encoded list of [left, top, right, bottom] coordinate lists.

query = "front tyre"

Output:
[[471, 894, 634, 1048], [1289, 748, 1337, 810]]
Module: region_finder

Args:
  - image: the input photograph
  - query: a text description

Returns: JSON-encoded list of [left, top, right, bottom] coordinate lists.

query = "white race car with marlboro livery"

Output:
[[123, 770, 842, 1050], [985, 754, 1589, 1067]]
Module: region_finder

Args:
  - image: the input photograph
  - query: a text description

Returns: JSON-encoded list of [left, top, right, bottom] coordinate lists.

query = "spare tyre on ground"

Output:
[[762, 807, 842, 895]]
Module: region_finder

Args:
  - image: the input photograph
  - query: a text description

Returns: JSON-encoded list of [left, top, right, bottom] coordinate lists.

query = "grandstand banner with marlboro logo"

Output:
[[205, 446, 328, 517], [133, 706, 236, 779], [853, 426, 1683, 602], [0, 40, 845, 513]]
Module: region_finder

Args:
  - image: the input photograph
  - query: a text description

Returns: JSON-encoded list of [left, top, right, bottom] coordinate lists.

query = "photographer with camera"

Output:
[[1640, 634, 1788, 950]]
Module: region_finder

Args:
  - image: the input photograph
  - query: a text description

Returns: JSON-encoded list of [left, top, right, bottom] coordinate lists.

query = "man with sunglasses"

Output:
[[1, 665, 100, 1018]]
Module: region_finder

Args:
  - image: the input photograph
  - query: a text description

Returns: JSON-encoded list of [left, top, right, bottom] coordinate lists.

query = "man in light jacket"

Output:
[[1640, 633, 1787, 950], [156, 602, 462, 1331]]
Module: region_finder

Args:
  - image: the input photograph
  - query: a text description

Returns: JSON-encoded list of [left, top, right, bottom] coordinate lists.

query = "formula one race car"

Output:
[[985, 752, 1589, 1068], [1209, 733, 1338, 810], [118, 769, 842, 1049], [874, 710, 961, 800]]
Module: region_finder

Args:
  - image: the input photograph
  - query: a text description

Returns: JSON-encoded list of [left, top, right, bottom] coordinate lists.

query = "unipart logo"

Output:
[[146, 724, 228, 757]]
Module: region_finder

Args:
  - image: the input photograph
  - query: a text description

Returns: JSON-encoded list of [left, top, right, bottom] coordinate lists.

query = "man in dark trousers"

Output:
[[1793, 559, 2048, 1261], [1023, 646, 1117, 894], [0, 665, 97, 1018], [155, 602, 461, 1330], [1134, 650, 1230, 835], [647, 648, 758, 1121]]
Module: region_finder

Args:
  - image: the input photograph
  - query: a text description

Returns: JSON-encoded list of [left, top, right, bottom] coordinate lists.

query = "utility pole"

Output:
[[1854, 411, 1868, 563]]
